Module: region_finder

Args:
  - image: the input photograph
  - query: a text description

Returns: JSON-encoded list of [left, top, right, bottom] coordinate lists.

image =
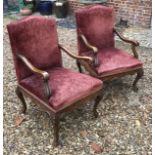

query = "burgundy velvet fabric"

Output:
[[95, 48, 143, 75], [76, 5, 115, 55], [20, 67, 102, 110], [7, 16, 103, 110], [76, 5, 143, 76], [7, 16, 62, 82]]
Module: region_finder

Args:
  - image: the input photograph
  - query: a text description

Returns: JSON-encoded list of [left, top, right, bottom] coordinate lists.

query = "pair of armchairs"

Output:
[[7, 5, 143, 147]]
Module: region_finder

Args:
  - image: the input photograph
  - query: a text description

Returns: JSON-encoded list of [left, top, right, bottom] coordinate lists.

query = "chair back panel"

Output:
[[7, 16, 62, 82], [76, 5, 115, 55]]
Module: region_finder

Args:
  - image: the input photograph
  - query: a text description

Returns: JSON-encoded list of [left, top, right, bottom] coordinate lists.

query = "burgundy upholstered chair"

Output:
[[75, 5, 143, 91], [7, 16, 103, 146]]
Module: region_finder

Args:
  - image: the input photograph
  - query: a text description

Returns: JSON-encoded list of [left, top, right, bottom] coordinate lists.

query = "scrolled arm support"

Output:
[[58, 44, 93, 63], [113, 28, 139, 58], [80, 34, 98, 53], [17, 53, 52, 100], [79, 34, 99, 66]]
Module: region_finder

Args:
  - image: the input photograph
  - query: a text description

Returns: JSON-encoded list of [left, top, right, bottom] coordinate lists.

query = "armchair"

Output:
[[7, 16, 103, 146], [75, 5, 143, 91]]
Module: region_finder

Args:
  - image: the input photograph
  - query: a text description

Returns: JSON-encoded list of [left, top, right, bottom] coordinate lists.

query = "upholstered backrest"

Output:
[[7, 16, 62, 82], [76, 5, 115, 55]]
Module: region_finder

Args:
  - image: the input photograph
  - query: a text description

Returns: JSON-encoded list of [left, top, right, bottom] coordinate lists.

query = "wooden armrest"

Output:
[[79, 34, 98, 53], [113, 28, 139, 46], [17, 53, 52, 99], [58, 44, 93, 63], [79, 34, 99, 66], [113, 28, 139, 58]]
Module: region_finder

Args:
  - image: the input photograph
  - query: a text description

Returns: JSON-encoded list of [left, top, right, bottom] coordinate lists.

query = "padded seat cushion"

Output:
[[20, 67, 103, 110], [95, 48, 143, 75]]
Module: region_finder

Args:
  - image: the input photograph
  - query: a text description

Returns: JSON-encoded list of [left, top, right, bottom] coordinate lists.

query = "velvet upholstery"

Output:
[[95, 48, 143, 75], [75, 5, 143, 76], [76, 5, 115, 55], [7, 16, 103, 110], [7, 16, 62, 82], [20, 67, 103, 110]]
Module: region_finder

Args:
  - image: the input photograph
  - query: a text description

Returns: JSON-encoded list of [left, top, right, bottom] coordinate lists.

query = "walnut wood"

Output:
[[56, 85, 103, 114], [97, 67, 143, 79], [8, 19, 103, 147], [133, 68, 144, 91], [18, 84, 102, 114], [16, 86, 27, 114], [78, 60, 143, 90], [79, 34, 98, 53], [113, 28, 139, 58], [93, 89, 104, 118], [79, 60, 98, 77], [17, 84, 103, 146], [17, 53, 52, 99], [79, 34, 99, 66], [58, 44, 93, 63], [53, 114, 59, 147], [76, 60, 83, 73], [113, 28, 139, 46], [18, 85, 56, 114], [76, 29, 143, 90], [131, 44, 139, 58]]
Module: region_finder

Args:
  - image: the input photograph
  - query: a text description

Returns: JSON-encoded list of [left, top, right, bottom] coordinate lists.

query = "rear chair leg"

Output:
[[16, 86, 27, 114], [93, 94, 103, 118], [133, 69, 144, 92], [76, 60, 82, 73], [53, 114, 60, 147]]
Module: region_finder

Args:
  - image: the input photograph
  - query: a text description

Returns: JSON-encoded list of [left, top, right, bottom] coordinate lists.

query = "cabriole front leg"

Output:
[[93, 93, 103, 118], [133, 69, 144, 92], [16, 86, 27, 114], [76, 60, 82, 73], [53, 114, 60, 147]]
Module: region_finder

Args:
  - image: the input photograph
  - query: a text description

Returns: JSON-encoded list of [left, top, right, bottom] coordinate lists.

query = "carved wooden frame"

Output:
[[16, 47, 103, 147], [76, 28, 144, 91]]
